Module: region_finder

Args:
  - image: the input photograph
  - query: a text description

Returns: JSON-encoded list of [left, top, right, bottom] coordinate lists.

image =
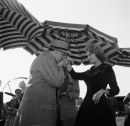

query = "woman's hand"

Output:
[[58, 59, 69, 67], [66, 62, 73, 71], [58, 57, 74, 72], [67, 57, 74, 65], [92, 89, 104, 104]]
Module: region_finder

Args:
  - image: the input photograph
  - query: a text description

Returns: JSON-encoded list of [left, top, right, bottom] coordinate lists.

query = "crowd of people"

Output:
[[0, 81, 26, 126], [0, 39, 130, 126]]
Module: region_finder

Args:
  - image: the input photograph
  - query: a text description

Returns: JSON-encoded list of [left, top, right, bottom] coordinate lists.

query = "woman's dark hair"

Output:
[[86, 44, 106, 62]]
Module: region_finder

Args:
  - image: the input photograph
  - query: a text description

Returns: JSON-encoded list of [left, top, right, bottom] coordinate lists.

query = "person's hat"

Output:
[[49, 39, 69, 53]]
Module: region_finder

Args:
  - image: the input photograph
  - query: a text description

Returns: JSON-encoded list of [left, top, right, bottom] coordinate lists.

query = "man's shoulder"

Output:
[[35, 51, 51, 61]]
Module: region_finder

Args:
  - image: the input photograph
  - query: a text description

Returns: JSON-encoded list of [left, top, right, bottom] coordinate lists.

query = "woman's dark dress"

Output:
[[69, 63, 120, 126]]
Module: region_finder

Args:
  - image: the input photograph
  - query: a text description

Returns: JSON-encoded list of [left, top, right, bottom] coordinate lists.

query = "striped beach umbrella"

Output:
[[0, 0, 44, 50], [24, 21, 89, 65], [85, 25, 121, 66], [24, 20, 121, 66], [116, 48, 130, 67]]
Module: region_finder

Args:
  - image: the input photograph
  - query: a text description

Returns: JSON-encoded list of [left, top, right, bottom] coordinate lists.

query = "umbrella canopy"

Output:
[[115, 48, 130, 67], [0, 0, 44, 50], [24, 20, 121, 65]]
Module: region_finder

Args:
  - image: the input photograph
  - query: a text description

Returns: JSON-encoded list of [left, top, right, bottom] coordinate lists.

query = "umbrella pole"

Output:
[[2, 77, 27, 92]]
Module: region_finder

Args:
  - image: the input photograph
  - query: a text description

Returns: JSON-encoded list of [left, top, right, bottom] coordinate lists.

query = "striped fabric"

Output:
[[0, 0, 44, 50], [116, 48, 130, 67], [86, 25, 121, 66], [24, 22, 89, 65], [25, 20, 121, 66]]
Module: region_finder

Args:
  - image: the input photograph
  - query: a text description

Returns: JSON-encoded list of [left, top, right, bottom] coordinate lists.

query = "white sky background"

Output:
[[0, 0, 130, 102]]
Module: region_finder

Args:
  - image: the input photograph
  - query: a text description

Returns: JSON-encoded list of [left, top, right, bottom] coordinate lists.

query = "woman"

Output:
[[66, 44, 120, 126]]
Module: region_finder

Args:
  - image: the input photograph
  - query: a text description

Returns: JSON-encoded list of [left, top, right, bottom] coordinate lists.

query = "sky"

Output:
[[0, 0, 130, 102]]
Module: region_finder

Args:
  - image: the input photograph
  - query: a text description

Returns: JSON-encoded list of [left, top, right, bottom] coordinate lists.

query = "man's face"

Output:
[[55, 50, 67, 63], [15, 90, 22, 97]]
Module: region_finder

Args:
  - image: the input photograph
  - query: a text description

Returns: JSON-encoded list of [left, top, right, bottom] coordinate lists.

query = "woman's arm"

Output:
[[105, 65, 120, 97], [66, 62, 87, 80], [69, 69, 87, 80]]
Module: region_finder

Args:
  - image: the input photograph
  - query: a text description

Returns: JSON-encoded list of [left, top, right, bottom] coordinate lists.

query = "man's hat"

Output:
[[49, 39, 69, 53]]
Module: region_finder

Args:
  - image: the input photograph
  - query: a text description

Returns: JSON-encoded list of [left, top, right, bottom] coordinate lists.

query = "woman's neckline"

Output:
[[94, 63, 103, 68], [91, 63, 104, 70]]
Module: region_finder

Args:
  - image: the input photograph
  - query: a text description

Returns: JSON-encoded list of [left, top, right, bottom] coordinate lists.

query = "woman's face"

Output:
[[86, 51, 98, 64]]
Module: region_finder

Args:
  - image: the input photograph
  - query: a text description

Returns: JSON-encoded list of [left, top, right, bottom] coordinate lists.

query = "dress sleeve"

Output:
[[69, 68, 88, 80], [105, 65, 120, 97]]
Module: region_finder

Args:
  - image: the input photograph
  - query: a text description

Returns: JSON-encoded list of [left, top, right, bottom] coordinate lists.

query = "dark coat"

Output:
[[69, 63, 120, 126]]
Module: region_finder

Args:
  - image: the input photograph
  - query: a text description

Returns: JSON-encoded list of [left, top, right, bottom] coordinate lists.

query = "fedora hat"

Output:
[[49, 39, 69, 53]]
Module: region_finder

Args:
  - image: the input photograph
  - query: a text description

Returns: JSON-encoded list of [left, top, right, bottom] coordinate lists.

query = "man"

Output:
[[14, 89, 23, 109], [59, 72, 80, 126], [13, 39, 69, 126]]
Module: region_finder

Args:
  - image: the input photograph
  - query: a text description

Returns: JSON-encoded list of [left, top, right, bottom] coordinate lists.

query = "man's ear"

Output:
[[55, 50, 60, 55], [53, 50, 57, 54]]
